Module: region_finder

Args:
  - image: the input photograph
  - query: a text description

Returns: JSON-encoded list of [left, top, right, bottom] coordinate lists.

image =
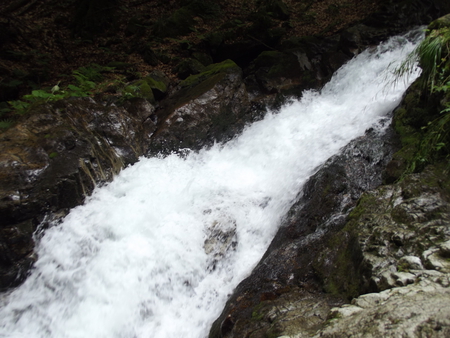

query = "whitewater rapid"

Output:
[[0, 31, 422, 338]]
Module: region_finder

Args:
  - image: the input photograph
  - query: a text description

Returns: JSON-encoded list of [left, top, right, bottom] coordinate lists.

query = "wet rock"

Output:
[[0, 97, 156, 289], [213, 162, 450, 338], [145, 70, 170, 100], [148, 60, 253, 155], [245, 50, 316, 96], [174, 58, 206, 80], [0, 58, 270, 290], [204, 218, 237, 271], [209, 122, 401, 337]]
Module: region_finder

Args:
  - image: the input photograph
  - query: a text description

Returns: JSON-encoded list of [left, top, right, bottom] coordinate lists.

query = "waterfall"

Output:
[[0, 30, 422, 338]]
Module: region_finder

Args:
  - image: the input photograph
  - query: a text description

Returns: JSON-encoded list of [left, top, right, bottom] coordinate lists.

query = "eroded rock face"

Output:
[[317, 276, 450, 338], [310, 165, 450, 338], [0, 59, 260, 289], [209, 121, 401, 338], [0, 98, 156, 288], [149, 60, 254, 155], [348, 165, 450, 292], [210, 162, 450, 338]]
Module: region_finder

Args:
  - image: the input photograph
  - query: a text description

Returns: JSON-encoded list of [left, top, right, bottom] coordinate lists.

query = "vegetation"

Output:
[[6, 63, 114, 116], [0, 0, 381, 128], [394, 25, 450, 174]]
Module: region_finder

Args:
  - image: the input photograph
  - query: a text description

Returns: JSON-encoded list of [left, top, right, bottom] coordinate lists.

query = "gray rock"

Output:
[[314, 279, 450, 338], [398, 255, 424, 270]]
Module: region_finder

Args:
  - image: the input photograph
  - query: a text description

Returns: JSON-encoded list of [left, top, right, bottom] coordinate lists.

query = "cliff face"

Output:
[[0, 1, 449, 335]]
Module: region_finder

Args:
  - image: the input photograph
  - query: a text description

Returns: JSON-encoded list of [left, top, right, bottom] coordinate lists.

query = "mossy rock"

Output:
[[252, 51, 298, 78], [203, 31, 224, 49], [248, 50, 313, 94], [139, 44, 160, 66], [174, 58, 206, 80], [179, 59, 240, 88], [144, 70, 170, 100], [391, 74, 449, 176], [428, 13, 450, 30], [123, 80, 155, 103], [312, 229, 362, 300], [247, 11, 275, 40], [106, 61, 134, 70]]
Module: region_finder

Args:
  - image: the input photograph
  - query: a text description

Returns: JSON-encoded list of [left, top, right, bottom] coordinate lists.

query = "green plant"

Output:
[[395, 28, 450, 90], [7, 64, 115, 115], [0, 119, 14, 129], [395, 26, 450, 173], [74, 63, 114, 82]]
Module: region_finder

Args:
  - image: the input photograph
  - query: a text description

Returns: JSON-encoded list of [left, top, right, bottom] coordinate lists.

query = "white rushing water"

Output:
[[0, 31, 422, 338]]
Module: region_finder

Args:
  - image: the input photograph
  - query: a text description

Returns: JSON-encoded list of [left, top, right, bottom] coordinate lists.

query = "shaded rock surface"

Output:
[[210, 153, 450, 338], [209, 120, 402, 337]]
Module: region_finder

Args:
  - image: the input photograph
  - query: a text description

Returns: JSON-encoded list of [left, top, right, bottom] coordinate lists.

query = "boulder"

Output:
[[148, 60, 254, 155]]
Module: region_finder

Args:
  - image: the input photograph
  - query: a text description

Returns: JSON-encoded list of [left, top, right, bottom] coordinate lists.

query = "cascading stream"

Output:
[[0, 31, 422, 338]]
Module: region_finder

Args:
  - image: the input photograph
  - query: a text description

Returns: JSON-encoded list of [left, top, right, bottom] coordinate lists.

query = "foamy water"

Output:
[[0, 30, 422, 338]]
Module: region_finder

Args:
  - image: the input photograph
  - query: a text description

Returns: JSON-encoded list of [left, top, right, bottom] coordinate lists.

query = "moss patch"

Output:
[[180, 59, 240, 88]]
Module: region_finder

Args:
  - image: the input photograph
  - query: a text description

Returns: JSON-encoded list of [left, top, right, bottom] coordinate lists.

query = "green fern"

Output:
[[7, 64, 114, 114], [0, 119, 14, 129]]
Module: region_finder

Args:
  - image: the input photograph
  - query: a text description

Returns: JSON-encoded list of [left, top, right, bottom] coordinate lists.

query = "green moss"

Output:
[[180, 59, 239, 88], [328, 238, 361, 298], [311, 192, 384, 299], [251, 305, 265, 321], [123, 80, 155, 102], [392, 22, 450, 176], [397, 261, 409, 272], [49, 152, 58, 159], [106, 61, 133, 70], [347, 193, 375, 222], [144, 76, 167, 93], [0, 119, 13, 130], [176, 73, 224, 106], [312, 224, 362, 300]]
